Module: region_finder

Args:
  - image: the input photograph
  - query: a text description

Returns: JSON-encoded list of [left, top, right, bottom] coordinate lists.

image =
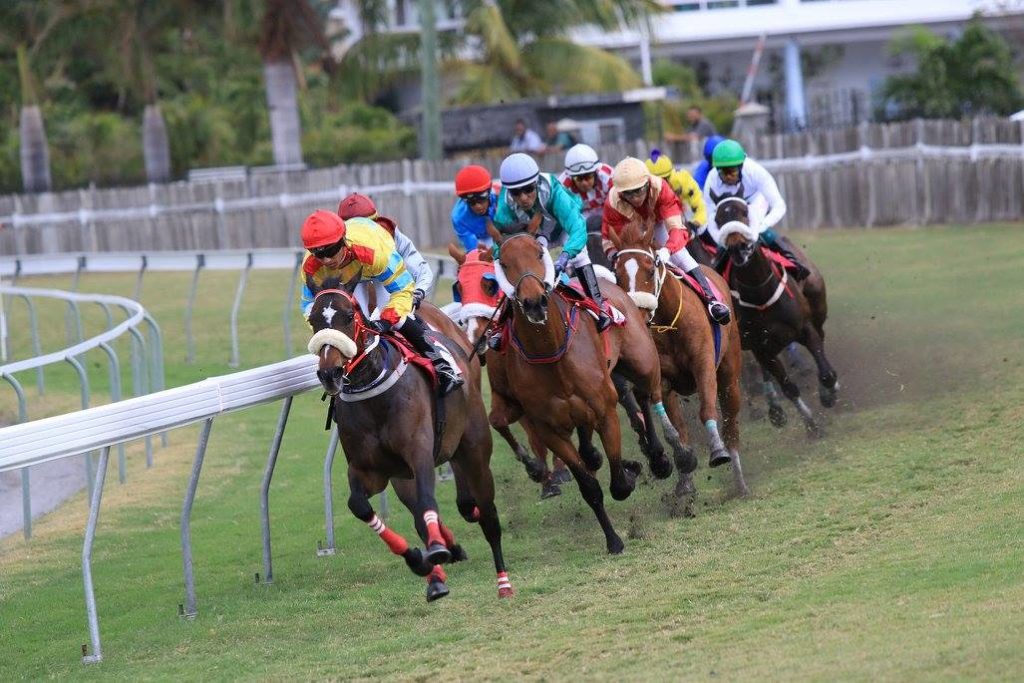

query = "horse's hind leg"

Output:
[[757, 352, 822, 438], [762, 366, 788, 428], [491, 395, 547, 483], [347, 471, 433, 578], [392, 478, 468, 562], [620, 373, 673, 480], [662, 392, 698, 517], [801, 323, 839, 409], [577, 425, 603, 471], [718, 359, 751, 498], [452, 450, 514, 599]]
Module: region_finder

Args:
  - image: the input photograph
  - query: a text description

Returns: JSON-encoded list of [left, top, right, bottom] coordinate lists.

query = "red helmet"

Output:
[[301, 210, 346, 249], [338, 193, 376, 219], [455, 165, 492, 195]]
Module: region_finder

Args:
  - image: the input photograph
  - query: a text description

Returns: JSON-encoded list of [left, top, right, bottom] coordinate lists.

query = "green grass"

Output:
[[1, 224, 1023, 680]]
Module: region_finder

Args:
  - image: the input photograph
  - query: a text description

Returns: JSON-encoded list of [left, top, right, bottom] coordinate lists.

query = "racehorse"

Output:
[[714, 198, 838, 435], [607, 220, 751, 503], [307, 278, 512, 602], [481, 218, 683, 554]]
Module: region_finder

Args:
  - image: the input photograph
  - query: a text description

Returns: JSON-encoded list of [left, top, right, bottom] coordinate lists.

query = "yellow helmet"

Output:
[[645, 149, 674, 178], [612, 157, 651, 192]]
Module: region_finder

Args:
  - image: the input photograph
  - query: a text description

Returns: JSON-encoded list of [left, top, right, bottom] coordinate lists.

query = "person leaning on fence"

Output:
[[703, 139, 809, 280], [451, 165, 499, 252], [510, 119, 545, 154], [602, 157, 731, 326], [299, 210, 463, 396], [645, 149, 708, 236], [338, 192, 435, 314], [557, 143, 614, 234]]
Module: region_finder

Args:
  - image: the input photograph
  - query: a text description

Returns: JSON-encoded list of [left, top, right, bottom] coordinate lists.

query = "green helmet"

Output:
[[712, 139, 746, 168]]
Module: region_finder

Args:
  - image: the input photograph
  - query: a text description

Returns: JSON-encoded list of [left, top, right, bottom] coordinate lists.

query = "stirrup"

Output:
[[707, 300, 731, 325], [594, 312, 612, 332]]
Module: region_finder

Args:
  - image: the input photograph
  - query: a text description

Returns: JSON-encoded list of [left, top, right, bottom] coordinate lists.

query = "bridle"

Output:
[[311, 288, 380, 372], [501, 233, 553, 320]]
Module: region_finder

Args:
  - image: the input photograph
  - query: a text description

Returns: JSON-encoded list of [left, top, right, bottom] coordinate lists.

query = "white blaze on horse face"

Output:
[[624, 257, 640, 294], [322, 303, 337, 327]]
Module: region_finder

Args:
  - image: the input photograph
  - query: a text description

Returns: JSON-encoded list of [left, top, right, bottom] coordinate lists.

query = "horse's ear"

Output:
[[478, 246, 495, 262], [318, 276, 342, 293], [448, 242, 466, 265], [340, 271, 361, 294], [526, 212, 542, 236], [486, 218, 502, 244]]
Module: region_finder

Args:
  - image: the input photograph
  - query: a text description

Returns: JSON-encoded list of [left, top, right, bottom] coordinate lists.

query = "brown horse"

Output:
[[307, 280, 512, 602], [714, 198, 838, 435], [483, 221, 682, 554], [607, 222, 751, 502]]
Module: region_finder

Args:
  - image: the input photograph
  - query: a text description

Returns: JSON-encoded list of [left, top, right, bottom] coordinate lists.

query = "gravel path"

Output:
[[0, 457, 87, 539]]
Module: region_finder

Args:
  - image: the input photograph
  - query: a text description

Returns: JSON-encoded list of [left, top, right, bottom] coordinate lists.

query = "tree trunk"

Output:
[[19, 105, 52, 193], [262, 59, 304, 167], [143, 104, 172, 183]]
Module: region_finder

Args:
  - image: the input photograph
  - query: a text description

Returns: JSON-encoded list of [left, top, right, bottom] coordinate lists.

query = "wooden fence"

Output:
[[1, 117, 1021, 257]]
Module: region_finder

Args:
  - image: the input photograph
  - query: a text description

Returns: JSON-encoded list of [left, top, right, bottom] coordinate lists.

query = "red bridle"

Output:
[[312, 288, 378, 373]]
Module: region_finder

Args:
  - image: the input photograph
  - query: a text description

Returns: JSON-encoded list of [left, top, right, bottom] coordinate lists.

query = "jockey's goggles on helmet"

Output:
[[620, 181, 649, 199], [311, 239, 345, 259], [509, 183, 537, 198], [566, 160, 597, 175], [461, 191, 490, 205]]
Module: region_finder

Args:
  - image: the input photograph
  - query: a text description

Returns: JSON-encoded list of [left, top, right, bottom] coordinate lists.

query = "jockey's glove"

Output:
[[413, 289, 425, 309], [656, 247, 671, 265], [554, 252, 570, 275]]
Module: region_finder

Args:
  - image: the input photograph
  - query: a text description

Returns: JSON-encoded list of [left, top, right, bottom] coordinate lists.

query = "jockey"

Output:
[[645, 149, 708, 235], [704, 139, 809, 279], [692, 135, 725, 189], [299, 210, 463, 396], [451, 165, 498, 252], [494, 152, 612, 332], [338, 192, 435, 316], [602, 157, 731, 325], [557, 144, 614, 232]]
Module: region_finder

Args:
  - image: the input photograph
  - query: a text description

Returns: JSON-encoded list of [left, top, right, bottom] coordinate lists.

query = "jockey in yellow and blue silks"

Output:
[[493, 152, 611, 332], [300, 210, 463, 395]]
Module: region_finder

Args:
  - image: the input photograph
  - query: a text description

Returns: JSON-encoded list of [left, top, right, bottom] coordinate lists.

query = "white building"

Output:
[[573, 0, 1024, 130]]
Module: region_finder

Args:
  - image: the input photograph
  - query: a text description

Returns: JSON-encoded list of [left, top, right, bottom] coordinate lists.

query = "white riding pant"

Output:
[[353, 281, 390, 320], [653, 223, 699, 273], [537, 234, 592, 269]]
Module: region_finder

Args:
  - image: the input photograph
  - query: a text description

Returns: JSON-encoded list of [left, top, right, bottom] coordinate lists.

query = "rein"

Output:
[[728, 251, 792, 311]]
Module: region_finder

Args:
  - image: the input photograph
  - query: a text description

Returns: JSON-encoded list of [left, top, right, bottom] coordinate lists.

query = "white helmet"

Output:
[[499, 153, 540, 189], [564, 144, 600, 176], [612, 157, 650, 192]]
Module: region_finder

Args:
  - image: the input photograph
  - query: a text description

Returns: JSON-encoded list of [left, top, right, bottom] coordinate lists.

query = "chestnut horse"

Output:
[[714, 198, 838, 436], [307, 280, 512, 602], [608, 221, 752, 503], [484, 222, 683, 554]]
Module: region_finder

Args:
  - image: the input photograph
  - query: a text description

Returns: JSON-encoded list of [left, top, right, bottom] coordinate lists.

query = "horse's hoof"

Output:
[[498, 585, 515, 599], [709, 448, 731, 469], [449, 544, 469, 562], [523, 458, 548, 484], [623, 459, 643, 477], [552, 468, 573, 485], [673, 446, 698, 475], [426, 542, 452, 565], [426, 578, 450, 603], [648, 451, 673, 479], [607, 536, 625, 555], [769, 404, 787, 428], [540, 481, 562, 499], [819, 385, 838, 409], [610, 479, 636, 502], [403, 548, 434, 577]]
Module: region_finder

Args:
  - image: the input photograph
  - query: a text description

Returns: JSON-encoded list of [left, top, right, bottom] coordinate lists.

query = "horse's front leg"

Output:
[[800, 323, 839, 409], [594, 389, 638, 502], [691, 357, 731, 469], [717, 357, 751, 498], [491, 394, 548, 483], [346, 469, 433, 577], [756, 351, 823, 438], [410, 445, 452, 566]]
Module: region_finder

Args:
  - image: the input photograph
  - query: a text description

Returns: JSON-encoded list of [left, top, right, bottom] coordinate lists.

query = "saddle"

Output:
[[556, 280, 626, 327]]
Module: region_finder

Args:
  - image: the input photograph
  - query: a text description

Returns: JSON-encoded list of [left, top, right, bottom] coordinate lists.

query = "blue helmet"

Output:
[[703, 135, 726, 163]]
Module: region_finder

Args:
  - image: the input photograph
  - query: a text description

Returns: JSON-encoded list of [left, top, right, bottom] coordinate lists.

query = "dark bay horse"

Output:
[[608, 221, 751, 504], [483, 222, 682, 554], [714, 199, 839, 435], [307, 281, 512, 601]]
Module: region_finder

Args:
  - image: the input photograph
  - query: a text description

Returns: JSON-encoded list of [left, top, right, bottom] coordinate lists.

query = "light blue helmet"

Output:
[[500, 153, 540, 189]]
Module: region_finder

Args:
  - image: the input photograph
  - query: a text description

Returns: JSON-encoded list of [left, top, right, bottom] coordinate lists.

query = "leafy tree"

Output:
[[881, 16, 1023, 119]]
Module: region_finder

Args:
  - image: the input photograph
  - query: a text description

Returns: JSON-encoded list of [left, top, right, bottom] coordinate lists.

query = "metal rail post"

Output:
[[282, 251, 302, 358], [143, 313, 167, 449], [124, 325, 153, 466], [133, 255, 147, 301], [15, 294, 44, 394], [2, 372, 31, 539], [229, 253, 253, 369], [65, 355, 94, 502], [66, 256, 86, 346], [184, 255, 204, 364], [318, 425, 340, 556], [81, 446, 110, 664], [260, 396, 293, 584], [98, 342, 126, 484], [180, 418, 214, 619]]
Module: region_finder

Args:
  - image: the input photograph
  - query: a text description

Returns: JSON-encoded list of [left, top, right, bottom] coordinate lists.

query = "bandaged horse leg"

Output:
[[617, 372, 673, 480], [393, 477, 468, 562], [425, 564, 449, 603], [347, 472, 432, 577], [452, 453, 514, 598], [409, 447, 451, 565], [757, 351, 822, 438]]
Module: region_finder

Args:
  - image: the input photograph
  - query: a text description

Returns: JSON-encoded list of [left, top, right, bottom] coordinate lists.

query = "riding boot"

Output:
[[760, 229, 810, 281], [577, 263, 613, 332], [399, 316, 464, 396], [687, 266, 732, 325], [486, 299, 511, 351]]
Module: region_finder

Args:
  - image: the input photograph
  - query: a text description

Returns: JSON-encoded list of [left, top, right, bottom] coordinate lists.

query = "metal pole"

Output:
[[14, 294, 43, 394], [2, 372, 31, 540], [282, 251, 302, 358], [143, 313, 167, 450], [260, 396, 293, 584], [126, 324, 149, 400], [318, 425, 340, 556], [181, 418, 214, 619], [185, 255, 204, 364], [229, 253, 253, 368], [66, 257, 85, 346], [133, 255, 147, 301], [98, 342, 126, 484], [81, 445, 110, 664], [418, 0, 442, 160], [65, 355, 94, 503]]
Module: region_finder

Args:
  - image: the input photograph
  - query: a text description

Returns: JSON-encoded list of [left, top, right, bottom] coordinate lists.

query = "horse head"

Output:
[[448, 242, 500, 344], [488, 220, 553, 326], [306, 274, 372, 395], [714, 197, 758, 267], [607, 221, 661, 319]]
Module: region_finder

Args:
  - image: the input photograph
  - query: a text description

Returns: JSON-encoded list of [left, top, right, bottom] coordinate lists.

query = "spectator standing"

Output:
[[666, 105, 719, 143], [510, 118, 545, 153], [544, 120, 576, 151]]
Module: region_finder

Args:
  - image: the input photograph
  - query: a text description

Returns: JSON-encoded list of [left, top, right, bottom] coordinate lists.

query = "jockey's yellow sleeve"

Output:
[[667, 169, 707, 226], [300, 217, 415, 326]]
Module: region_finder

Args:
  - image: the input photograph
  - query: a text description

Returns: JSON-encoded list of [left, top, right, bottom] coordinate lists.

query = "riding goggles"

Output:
[[460, 191, 490, 205], [620, 182, 649, 199], [509, 183, 537, 198], [566, 161, 598, 175], [311, 240, 345, 259]]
